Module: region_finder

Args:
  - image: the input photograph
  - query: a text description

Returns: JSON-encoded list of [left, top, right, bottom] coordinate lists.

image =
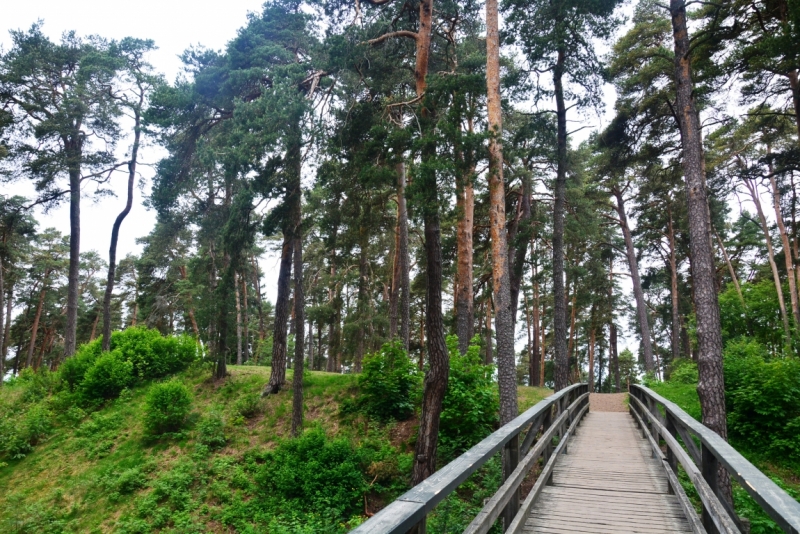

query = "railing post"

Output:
[[702, 443, 721, 534], [502, 434, 520, 531], [665, 412, 678, 477]]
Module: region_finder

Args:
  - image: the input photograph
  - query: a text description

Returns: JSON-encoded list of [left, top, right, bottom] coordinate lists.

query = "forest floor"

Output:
[[0, 364, 552, 533]]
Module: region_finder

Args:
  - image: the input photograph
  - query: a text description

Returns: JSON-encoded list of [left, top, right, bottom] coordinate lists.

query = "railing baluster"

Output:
[[502, 434, 520, 531], [702, 443, 722, 534]]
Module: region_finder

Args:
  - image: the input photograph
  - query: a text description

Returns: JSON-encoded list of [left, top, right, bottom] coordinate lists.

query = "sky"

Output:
[[3, 0, 645, 364]]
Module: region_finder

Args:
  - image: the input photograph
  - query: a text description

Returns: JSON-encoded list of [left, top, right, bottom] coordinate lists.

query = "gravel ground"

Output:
[[589, 393, 628, 412]]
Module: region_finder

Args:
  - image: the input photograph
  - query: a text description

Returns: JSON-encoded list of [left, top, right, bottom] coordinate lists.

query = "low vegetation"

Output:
[[0, 328, 551, 533]]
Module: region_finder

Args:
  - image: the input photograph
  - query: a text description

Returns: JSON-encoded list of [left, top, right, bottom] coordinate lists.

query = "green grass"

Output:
[[0, 366, 553, 533], [649, 381, 800, 533]]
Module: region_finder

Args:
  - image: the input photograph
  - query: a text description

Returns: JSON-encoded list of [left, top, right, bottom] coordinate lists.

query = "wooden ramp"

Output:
[[522, 411, 694, 534]]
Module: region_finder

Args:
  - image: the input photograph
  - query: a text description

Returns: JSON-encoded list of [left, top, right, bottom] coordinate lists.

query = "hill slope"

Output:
[[0, 365, 550, 533]]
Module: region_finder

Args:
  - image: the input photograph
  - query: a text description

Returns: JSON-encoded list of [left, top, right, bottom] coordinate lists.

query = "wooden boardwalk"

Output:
[[522, 410, 694, 534]]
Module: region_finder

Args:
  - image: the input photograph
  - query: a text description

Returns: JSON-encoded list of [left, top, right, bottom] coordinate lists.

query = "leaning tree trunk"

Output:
[[264, 235, 294, 393], [102, 106, 141, 352], [552, 50, 569, 391], [714, 230, 745, 307], [670, 0, 730, 502], [486, 0, 518, 429], [291, 233, 305, 437], [613, 189, 655, 372], [455, 166, 475, 354], [744, 177, 791, 340], [27, 284, 47, 369], [769, 170, 800, 329]]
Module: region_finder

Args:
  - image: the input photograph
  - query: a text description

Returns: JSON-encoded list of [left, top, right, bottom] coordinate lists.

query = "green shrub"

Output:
[[724, 338, 800, 461], [196, 412, 227, 449], [143, 381, 193, 436], [0, 403, 53, 459], [669, 359, 698, 384], [110, 327, 197, 380], [345, 340, 420, 422], [81, 351, 134, 400], [234, 394, 262, 419], [60, 339, 103, 390], [439, 336, 499, 459], [255, 428, 369, 522]]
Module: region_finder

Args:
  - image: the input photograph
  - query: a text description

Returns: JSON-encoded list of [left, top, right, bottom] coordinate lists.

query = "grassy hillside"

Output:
[[0, 364, 551, 533]]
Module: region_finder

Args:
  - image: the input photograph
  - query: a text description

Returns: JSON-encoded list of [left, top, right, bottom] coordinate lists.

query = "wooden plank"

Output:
[[522, 411, 695, 534]]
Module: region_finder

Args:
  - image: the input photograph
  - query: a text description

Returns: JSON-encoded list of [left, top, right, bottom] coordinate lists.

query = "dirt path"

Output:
[[589, 392, 628, 412]]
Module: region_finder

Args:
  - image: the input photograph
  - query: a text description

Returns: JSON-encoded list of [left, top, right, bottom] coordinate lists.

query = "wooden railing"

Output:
[[351, 383, 590, 534], [629, 385, 800, 534]]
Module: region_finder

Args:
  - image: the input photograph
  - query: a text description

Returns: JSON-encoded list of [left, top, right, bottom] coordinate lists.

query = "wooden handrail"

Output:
[[630, 384, 800, 534], [350, 383, 589, 534]]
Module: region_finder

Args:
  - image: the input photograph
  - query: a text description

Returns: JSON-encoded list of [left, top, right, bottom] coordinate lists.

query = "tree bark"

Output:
[[102, 103, 141, 352], [670, 0, 730, 499], [552, 50, 569, 391], [64, 148, 81, 358], [27, 284, 47, 369], [743, 177, 791, 340], [714, 230, 744, 308], [486, 0, 518, 427], [251, 256, 266, 341], [485, 297, 493, 365], [291, 233, 305, 437], [610, 323, 620, 393], [235, 270, 243, 365], [455, 166, 475, 354], [397, 164, 411, 351], [509, 176, 532, 322], [588, 325, 595, 392], [668, 210, 682, 363], [242, 268, 249, 362], [613, 189, 655, 372], [0, 258, 5, 384], [531, 259, 541, 388], [265, 235, 293, 393], [4, 291, 12, 363], [769, 170, 800, 329]]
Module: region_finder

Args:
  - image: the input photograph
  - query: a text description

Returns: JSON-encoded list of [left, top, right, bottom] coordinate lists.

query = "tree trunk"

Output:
[[64, 153, 81, 358], [509, 175, 532, 322], [265, 235, 293, 393], [568, 287, 578, 381], [769, 170, 800, 329], [4, 291, 12, 363], [485, 297, 493, 365], [326, 261, 338, 372], [670, 0, 730, 501], [242, 269, 249, 362], [714, 230, 744, 308], [178, 265, 200, 338], [408, 0, 450, 490], [235, 270, 243, 365], [455, 166, 475, 354], [291, 234, 305, 437], [610, 323, 620, 393], [102, 110, 141, 352], [667, 211, 682, 363], [389, 171, 402, 340], [552, 50, 569, 391], [531, 260, 541, 388], [397, 164, 411, 351], [613, 189, 656, 372], [355, 226, 368, 372], [743, 177, 791, 340], [251, 256, 266, 341], [27, 284, 47, 369], [90, 309, 100, 341]]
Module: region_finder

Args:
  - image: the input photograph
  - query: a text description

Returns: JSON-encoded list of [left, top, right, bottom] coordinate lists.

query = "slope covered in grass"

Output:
[[0, 360, 551, 533]]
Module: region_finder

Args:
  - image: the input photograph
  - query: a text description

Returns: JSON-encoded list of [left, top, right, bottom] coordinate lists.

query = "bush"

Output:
[[0, 403, 53, 459], [110, 327, 197, 380], [439, 336, 499, 459], [256, 428, 369, 521], [667, 358, 698, 384], [81, 351, 134, 400], [143, 381, 193, 436], [196, 412, 227, 449], [60, 339, 103, 390], [234, 394, 262, 419], [345, 340, 419, 422], [724, 338, 800, 461]]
